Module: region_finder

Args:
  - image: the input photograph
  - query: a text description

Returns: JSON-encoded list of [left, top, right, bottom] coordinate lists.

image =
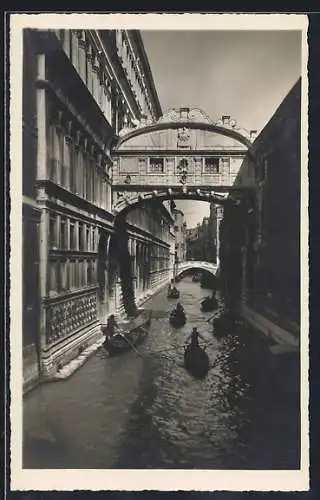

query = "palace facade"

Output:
[[22, 28, 171, 390]]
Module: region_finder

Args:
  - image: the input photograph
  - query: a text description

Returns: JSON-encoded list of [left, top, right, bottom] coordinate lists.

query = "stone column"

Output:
[[71, 31, 79, 72], [78, 31, 87, 84], [92, 54, 100, 105], [38, 209, 49, 373], [62, 135, 71, 190], [55, 214, 61, 250], [36, 54, 48, 181]]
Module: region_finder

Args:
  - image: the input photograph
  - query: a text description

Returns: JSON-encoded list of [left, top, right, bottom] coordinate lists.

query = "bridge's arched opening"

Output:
[[176, 266, 216, 278], [111, 193, 233, 316]]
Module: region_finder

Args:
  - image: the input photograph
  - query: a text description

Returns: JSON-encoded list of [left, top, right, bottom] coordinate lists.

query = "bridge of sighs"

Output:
[[111, 107, 257, 214]]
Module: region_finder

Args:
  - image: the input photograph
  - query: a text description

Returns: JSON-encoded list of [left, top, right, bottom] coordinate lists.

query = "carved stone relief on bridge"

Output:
[[177, 127, 191, 149], [115, 190, 140, 207], [117, 108, 256, 146], [176, 158, 190, 185]]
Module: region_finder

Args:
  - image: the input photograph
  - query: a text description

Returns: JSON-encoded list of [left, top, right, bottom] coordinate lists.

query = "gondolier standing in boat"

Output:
[[175, 302, 185, 315], [105, 314, 120, 339], [168, 278, 175, 292], [185, 327, 206, 349]]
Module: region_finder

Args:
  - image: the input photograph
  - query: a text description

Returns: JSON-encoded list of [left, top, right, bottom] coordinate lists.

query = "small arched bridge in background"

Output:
[[176, 260, 219, 278]]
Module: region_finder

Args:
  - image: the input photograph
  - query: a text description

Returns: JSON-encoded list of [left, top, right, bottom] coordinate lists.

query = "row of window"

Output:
[[48, 124, 110, 208], [119, 157, 232, 176], [48, 258, 97, 295], [127, 208, 172, 240], [57, 30, 132, 136], [57, 30, 113, 125], [49, 215, 99, 252], [115, 30, 153, 119]]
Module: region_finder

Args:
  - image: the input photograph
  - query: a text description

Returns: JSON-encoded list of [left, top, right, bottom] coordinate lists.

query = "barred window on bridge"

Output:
[[149, 158, 164, 174], [204, 157, 220, 174]]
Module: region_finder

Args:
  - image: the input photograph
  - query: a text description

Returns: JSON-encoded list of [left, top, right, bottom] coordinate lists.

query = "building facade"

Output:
[[186, 203, 219, 263], [220, 79, 301, 337], [126, 201, 175, 305], [172, 208, 187, 263], [22, 28, 171, 389]]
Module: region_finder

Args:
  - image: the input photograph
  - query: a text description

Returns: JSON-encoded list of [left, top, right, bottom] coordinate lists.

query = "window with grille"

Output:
[[204, 157, 220, 174], [222, 157, 230, 173], [149, 157, 164, 174]]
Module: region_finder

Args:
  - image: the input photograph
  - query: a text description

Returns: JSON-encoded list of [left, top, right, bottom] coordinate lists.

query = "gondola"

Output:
[[167, 287, 180, 299], [169, 309, 186, 328], [184, 344, 210, 379], [102, 310, 152, 356], [192, 274, 201, 282], [201, 296, 218, 312]]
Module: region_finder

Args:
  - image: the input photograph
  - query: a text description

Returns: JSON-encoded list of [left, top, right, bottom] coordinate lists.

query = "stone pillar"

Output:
[[74, 220, 79, 252], [71, 32, 79, 72], [38, 209, 49, 373], [36, 54, 48, 181], [131, 238, 137, 295], [138, 244, 142, 294], [78, 31, 87, 84], [91, 53, 98, 103]]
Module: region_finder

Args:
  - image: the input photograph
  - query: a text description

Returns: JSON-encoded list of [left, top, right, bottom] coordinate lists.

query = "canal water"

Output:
[[23, 277, 300, 469]]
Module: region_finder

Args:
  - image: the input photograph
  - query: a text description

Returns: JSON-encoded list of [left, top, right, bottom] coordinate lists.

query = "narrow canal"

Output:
[[23, 277, 300, 469]]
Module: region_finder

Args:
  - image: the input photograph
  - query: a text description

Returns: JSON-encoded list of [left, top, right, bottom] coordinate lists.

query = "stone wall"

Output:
[[220, 79, 301, 330]]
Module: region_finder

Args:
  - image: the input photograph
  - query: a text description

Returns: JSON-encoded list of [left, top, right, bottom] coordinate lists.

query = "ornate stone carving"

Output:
[[178, 127, 190, 142], [177, 127, 191, 148], [177, 158, 189, 185], [46, 292, 97, 345]]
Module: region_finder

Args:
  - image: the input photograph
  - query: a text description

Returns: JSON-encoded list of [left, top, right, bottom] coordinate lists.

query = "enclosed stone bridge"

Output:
[[176, 260, 219, 278], [111, 107, 257, 216]]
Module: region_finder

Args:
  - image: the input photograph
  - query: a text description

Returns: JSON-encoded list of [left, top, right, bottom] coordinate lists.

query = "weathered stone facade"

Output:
[[220, 79, 301, 338], [186, 203, 220, 264], [22, 29, 171, 390]]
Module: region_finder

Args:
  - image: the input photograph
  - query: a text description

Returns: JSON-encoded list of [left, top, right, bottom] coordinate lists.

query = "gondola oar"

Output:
[[207, 314, 216, 322], [117, 332, 142, 356]]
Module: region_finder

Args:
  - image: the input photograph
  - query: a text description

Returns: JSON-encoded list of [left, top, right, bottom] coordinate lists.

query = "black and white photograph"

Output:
[[9, 13, 309, 491]]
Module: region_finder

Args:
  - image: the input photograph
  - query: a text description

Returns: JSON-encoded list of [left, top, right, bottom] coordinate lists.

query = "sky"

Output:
[[141, 30, 302, 228]]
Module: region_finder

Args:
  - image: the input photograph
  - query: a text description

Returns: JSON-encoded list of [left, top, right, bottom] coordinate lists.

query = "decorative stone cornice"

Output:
[[118, 107, 256, 143]]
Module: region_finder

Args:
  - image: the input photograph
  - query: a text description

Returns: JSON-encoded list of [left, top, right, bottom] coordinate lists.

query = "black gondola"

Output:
[[169, 309, 186, 328], [201, 296, 218, 312], [184, 344, 210, 379], [102, 310, 152, 356], [167, 287, 180, 299]]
